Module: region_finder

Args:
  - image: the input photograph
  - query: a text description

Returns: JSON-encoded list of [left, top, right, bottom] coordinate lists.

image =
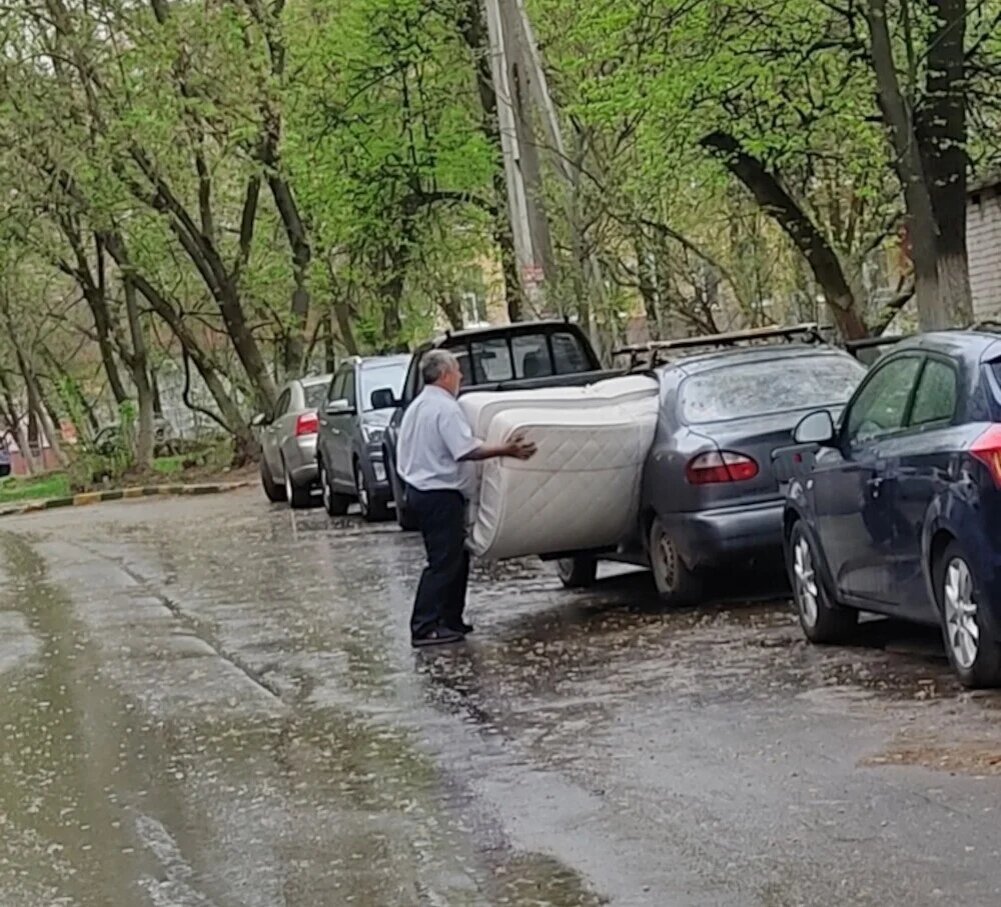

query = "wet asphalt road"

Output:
[[3, 492, 1001, 905]]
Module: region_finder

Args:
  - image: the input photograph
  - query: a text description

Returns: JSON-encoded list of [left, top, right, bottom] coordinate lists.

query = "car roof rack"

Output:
[[842, 334, 913, 359], [613, 323, 825, 369]]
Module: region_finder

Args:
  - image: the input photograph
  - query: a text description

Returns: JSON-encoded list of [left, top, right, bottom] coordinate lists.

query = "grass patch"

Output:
[[152, 455, 185, 476], [0, 472, 71, 504]]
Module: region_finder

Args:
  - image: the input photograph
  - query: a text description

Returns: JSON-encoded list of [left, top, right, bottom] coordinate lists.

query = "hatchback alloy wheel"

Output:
[[786, 521, 856, 644], [792, 535, 819, 628], [943, 556, 979, 670]]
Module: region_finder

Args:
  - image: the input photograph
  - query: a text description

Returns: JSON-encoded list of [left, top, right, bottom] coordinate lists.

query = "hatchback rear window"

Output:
[[679, 355, 865, 424]]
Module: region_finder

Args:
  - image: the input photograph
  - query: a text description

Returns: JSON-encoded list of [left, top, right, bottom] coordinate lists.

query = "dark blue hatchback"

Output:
[[783, 330, 1001, 688]]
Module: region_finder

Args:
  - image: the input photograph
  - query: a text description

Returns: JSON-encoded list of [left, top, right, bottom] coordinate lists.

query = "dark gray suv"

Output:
[[317, 355, 409, 521]]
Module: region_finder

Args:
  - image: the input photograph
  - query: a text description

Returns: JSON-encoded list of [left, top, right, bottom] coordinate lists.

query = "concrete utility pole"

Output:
[[484, 0, 554, 314]]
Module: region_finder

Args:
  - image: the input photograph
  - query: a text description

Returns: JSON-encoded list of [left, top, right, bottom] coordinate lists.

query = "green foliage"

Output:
[[0, 473, 72, 504]]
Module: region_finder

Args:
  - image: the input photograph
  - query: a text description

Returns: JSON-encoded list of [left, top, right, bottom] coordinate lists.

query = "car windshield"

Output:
[[679, 355, 865, 424], [361, 361, 407, 411], [303, 384, 328, 410]]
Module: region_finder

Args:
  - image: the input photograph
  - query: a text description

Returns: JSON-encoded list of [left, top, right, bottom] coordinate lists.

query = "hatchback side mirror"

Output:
[[370, 388, 399, 410], [794, 410, 836, 445]]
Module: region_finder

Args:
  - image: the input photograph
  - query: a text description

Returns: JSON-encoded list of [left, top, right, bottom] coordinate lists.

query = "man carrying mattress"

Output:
[[398, 349, 536, 647]]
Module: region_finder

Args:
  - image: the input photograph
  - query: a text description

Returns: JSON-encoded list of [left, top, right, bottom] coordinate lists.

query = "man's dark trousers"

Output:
[[409, 488, 470, 638]]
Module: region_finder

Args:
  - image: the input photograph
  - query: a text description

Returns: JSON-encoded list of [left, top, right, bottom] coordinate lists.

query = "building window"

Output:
[[461, 290, 488, 327]]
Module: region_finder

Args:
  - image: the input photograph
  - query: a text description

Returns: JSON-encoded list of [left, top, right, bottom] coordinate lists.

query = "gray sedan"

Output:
[[255, 375, 331, 508], [556, 340, 866, 604]]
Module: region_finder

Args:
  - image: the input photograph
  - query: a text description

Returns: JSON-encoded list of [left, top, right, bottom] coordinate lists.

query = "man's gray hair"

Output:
[[421, 348, 459, 384]]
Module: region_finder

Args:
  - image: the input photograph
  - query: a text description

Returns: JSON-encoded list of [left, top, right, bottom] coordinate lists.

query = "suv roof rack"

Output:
[[613, 323, 825, 369]]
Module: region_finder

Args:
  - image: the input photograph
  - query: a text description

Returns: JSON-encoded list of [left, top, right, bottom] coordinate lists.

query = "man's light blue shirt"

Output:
[[397, 386, 481, 495]]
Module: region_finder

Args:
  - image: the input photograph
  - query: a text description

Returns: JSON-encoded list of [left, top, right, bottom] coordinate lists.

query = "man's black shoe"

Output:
[[412, 627, 465, 648], [446, 621, 474, 635]]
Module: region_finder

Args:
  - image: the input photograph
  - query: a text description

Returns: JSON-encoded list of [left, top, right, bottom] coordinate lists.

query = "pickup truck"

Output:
[[372, 320, 617, 529]]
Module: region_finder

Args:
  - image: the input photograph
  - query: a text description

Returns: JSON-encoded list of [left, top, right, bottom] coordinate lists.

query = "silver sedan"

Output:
[[255, 375, 331, 508]]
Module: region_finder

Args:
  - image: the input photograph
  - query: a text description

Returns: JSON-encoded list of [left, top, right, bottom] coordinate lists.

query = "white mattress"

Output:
[[458, 375, 660, 560]]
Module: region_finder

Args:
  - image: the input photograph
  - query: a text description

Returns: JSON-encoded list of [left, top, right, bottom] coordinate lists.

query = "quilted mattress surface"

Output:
[[458, 375, 660, 560]]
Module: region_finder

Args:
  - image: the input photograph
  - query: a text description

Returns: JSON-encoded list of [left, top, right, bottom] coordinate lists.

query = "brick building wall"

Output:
[[969, 178, 1001, 322]]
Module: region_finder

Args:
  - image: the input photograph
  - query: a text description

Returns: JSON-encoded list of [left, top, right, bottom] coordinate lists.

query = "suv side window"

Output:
[[342, 366, 357, 410], [406, 354, 423, 401], [909, 358, 957, 428], [328, 368, 346, 403], [844, 356, 922, 446]]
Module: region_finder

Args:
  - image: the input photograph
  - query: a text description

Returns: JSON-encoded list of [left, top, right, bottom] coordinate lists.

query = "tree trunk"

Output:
[[86, 293, 129, 405], [635, 233, 661, 341], [0, 371, 35, 475], [700, 131, 868, 339], [917, 0, 973, 325], [865, 0, 947, 330], [18, 350, 67, 468], [123, 275, 154, 469], [439, 292, 464, 331], [267, 173, 312, 377], [102, 232, 255, 452]]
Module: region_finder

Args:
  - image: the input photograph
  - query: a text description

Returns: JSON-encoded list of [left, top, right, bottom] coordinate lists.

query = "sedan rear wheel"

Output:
[[937, 542, 1001, 688], [284, 464, 312, 510], [260, 458, 286, 503], [648, 517, 701, 606], [787, 521, 857, 644]]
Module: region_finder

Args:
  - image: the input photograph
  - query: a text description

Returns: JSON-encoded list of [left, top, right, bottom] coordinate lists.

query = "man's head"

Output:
[[421, 349, 462, 397]]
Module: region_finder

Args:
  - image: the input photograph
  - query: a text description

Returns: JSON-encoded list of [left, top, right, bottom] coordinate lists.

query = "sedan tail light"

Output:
[[295, 411, 319, 437], [971, 424, 1001, 487], [685, 450, 759, 485]]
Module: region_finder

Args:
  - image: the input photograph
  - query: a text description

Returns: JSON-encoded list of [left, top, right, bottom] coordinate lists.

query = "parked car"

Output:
[[378, 320, 617, 529], [783, 329, 1001, 688], [555, 325, 868, 605], [0, 439, 10, 478], [316, 355, 409, 522], [255, 374, 331, 508]]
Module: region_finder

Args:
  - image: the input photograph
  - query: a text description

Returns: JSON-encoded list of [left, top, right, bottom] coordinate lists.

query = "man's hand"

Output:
[[459, 432, 537, 462], [503, 432, 537, 460]]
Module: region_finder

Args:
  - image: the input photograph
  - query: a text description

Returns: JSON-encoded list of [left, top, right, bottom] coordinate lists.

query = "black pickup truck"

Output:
[[373, 320, 617, 529]]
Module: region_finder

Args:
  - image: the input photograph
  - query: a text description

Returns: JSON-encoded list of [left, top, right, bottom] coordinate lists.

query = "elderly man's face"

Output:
[[442, 362, 463, 397]]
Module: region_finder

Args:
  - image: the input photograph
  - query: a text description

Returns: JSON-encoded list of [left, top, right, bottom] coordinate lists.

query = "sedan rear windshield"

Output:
[[304, 384, 328, 410], [679, 356, 865, 424]]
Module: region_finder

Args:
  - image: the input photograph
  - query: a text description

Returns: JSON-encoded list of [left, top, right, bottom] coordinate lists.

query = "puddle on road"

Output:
[[0, 527, 607, 906]]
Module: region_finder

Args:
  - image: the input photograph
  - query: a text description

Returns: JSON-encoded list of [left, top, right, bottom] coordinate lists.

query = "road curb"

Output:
[[0, 481, 251, 519]]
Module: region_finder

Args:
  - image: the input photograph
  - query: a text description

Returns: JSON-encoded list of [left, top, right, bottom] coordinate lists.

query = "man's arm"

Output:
[[438, 406, 537, 463], [459, 432, 536, 462]]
